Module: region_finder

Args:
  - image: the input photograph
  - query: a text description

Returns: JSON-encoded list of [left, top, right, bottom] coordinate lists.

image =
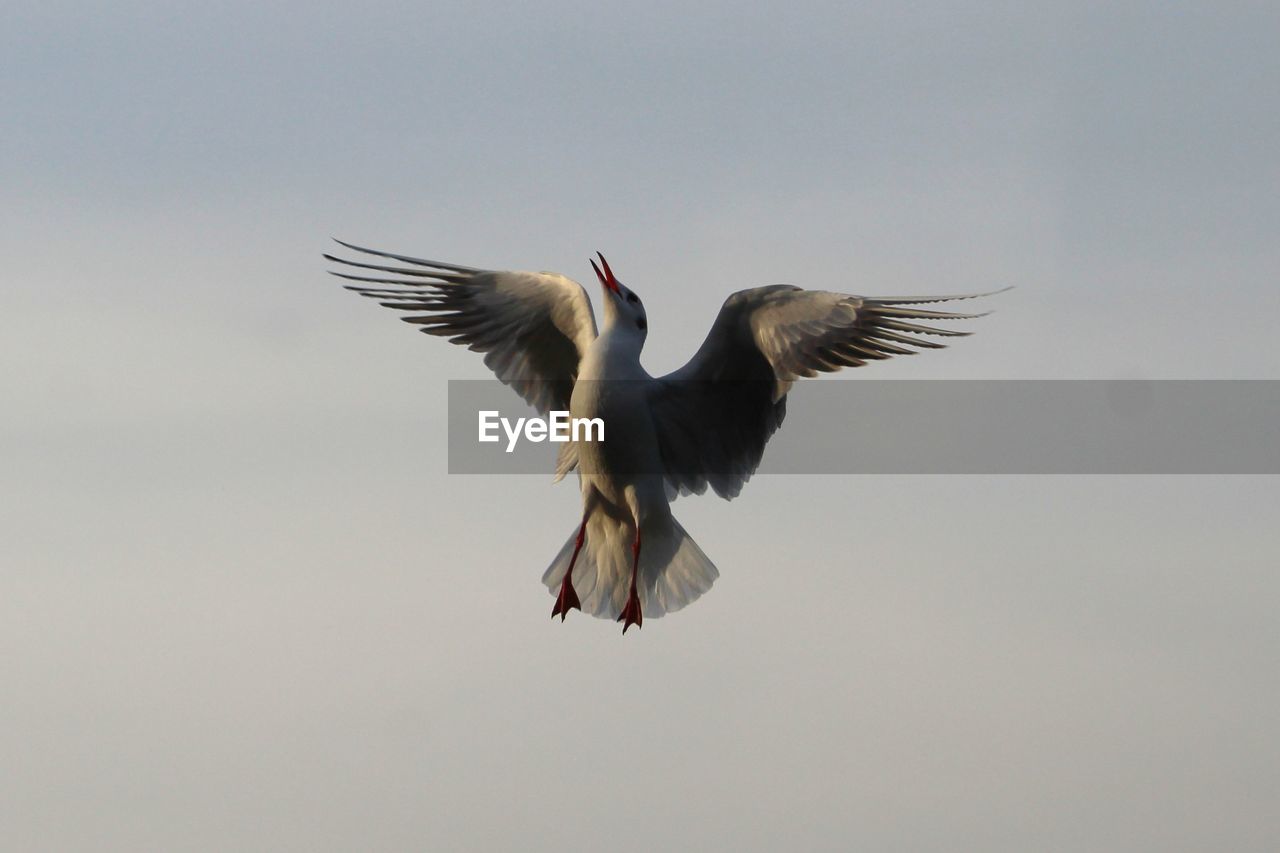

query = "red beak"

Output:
[[591, 251, 621, 295]]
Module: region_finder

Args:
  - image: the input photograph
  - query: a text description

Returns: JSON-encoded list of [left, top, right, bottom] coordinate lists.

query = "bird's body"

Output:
[[328, 241, 1006, 632]]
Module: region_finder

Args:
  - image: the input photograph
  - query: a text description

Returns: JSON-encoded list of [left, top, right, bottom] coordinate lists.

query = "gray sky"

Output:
[[3, 1, 1278, 850]]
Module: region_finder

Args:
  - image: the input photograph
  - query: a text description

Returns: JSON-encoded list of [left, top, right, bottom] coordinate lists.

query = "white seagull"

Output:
[[327, 241, 1004, 633]]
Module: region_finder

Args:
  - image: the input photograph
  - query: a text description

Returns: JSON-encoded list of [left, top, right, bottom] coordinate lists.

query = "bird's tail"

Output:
[[541, 512, 719, 621]]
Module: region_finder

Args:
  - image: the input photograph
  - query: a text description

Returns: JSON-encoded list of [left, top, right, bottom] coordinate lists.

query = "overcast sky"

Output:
[[4, 2, 1278, 850]]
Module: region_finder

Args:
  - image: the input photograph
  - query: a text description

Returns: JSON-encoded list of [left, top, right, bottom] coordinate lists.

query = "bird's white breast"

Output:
[[570, 330, 665, 505]]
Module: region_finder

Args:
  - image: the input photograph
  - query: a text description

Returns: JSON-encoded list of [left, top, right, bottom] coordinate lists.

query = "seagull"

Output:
[[327, 240, 1005, 633]]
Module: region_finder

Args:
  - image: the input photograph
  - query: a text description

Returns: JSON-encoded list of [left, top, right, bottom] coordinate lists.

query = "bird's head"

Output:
[[591, 252, 647, 342]]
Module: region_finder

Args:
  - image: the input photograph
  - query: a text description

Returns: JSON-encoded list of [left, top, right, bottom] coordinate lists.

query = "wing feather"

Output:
[[650, 284, 1004, 499], [328, 241, 597, 417]]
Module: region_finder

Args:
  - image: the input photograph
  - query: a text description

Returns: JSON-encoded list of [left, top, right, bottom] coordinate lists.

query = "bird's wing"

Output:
[[650, 284, 1006, 499], [327, 240, 598, 415]]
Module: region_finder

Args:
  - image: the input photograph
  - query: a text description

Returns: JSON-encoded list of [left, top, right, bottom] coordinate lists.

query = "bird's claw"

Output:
[[617, 593, 643, 634], [551, 578, 581, 621]]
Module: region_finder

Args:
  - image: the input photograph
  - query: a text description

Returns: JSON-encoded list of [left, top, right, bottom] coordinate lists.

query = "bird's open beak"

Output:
[[591, 252, 621, 296]]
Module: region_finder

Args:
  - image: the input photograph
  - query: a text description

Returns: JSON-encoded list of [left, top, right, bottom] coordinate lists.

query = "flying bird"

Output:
[[327, 241, 1005, 632]]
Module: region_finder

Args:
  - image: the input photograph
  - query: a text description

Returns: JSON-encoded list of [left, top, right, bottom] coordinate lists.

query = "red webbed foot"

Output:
[[551, 575, 581, 621], [617, 591, 643, 634]]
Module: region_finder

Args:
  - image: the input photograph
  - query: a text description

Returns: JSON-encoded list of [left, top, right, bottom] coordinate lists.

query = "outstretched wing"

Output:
[[327, 240, 597, 415], [650, 285, 1006, 499]]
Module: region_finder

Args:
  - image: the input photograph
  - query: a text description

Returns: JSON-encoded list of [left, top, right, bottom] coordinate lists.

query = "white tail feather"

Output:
[[541, 513, 718, 620]]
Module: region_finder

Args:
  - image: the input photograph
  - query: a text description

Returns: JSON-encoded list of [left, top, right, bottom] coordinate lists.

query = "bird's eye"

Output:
[[626, 292, 639, 304], [636, 317, 647, 330]]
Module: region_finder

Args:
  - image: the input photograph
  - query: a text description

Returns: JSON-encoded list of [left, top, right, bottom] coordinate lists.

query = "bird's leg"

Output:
[[552, 514, 587, 621], [618, 526, 643, 633]]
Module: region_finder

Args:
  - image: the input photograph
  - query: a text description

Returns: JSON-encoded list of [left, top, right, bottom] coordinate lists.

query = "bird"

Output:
[[326, 240, 1005, 633]]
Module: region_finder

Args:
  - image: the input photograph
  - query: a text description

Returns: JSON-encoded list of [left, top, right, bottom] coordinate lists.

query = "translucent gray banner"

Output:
[[447, 380, 1280, 475]]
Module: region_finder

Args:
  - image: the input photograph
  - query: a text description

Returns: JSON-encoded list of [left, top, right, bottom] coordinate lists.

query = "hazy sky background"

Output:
[[4, 1, 1278, 850]]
